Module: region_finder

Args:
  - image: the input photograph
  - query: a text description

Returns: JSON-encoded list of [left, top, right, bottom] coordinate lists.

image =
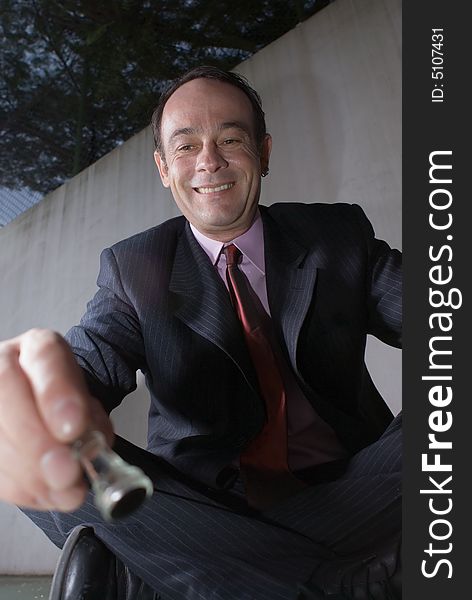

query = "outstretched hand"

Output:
[[0, 329, 114, 511]]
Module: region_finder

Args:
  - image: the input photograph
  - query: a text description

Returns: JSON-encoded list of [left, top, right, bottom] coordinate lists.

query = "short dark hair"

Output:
[[151, 66, 267, 157]]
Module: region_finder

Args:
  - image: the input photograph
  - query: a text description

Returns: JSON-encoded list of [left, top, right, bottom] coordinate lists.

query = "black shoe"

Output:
[[49, 525, 158, 600], [299, 533, 401, 600]]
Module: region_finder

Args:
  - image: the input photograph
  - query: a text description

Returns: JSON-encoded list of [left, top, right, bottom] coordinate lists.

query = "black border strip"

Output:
[[403, 2, 470, 597]]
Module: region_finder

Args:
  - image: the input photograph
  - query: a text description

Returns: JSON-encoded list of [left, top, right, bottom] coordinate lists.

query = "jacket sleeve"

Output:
[[352, 205, 402, 349], [65, 247, 146, 413]]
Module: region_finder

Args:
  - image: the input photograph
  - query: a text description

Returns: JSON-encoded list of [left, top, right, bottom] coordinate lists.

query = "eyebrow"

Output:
[[219, 121, 251, 135], [169, 121, 251, 142], [169, 127, 196, 141]]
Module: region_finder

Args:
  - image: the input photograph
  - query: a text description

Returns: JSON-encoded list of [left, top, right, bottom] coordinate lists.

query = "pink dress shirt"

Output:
[[190, 212, 347, 470]]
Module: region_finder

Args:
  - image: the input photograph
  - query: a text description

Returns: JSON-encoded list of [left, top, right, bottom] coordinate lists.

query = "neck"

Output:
[[191, 212, 259, 243]]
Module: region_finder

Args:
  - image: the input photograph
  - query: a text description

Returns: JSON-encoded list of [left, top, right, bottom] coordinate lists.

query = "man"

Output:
[[0, 67, 402, 599]]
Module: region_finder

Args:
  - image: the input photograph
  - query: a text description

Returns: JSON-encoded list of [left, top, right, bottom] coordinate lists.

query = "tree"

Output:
[[0, 0, 329, 195]]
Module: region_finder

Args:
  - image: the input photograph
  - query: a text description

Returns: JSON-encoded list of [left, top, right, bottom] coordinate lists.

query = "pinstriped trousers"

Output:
[[24, 415, 401, 600]]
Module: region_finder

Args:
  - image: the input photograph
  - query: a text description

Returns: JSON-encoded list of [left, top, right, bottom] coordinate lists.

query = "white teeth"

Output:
[[196, 183, 234, 194]]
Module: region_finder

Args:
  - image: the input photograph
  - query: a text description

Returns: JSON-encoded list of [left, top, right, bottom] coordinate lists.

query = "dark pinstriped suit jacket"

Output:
[[66, 203, 402, 489]]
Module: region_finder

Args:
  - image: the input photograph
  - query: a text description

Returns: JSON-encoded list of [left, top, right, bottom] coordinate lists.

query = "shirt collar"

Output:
[[190, 210, 265, 274]]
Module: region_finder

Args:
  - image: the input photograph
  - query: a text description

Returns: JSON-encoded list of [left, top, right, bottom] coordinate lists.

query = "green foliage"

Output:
[[0, 0, 328, 194]]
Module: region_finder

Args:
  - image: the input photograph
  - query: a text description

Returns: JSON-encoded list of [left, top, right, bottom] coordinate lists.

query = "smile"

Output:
[[194, 183, 234, 194]]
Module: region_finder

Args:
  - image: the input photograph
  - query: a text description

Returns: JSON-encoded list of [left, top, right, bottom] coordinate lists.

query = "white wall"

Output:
[[0, 0, 401, 574]]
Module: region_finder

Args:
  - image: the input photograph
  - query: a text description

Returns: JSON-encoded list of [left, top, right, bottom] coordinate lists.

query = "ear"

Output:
[[260, 134, 272, 176], [154, 151, 170, 188]]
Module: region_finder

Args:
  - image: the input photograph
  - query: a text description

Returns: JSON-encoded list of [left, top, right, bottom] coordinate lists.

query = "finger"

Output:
[[15, 329, 92, 442], [0, 430, 51, 498], [0, 426, 87, 510], [0, 469, 47, 509], [48, 486, 88, 512], [0, 437, 87, 511], [0, 470, 87, 512], [0, 339, 60, 463]]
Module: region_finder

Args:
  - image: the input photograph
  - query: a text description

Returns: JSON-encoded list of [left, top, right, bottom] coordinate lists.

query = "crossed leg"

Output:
[[23, 415, 402, 600]]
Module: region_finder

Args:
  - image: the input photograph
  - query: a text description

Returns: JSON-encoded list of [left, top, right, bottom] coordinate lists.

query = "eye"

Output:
[[177, 144, 195, 152], [222, 138, 239, 145]]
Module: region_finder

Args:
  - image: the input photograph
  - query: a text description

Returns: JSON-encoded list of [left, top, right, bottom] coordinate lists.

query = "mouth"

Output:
[[193, 182, 234, 194]]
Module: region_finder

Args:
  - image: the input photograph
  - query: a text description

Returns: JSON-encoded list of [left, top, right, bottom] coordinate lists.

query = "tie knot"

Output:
[[224, 244, 242, 268]]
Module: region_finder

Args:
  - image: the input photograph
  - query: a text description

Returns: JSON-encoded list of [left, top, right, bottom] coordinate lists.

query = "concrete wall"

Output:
[[0, 0, 401, 574]]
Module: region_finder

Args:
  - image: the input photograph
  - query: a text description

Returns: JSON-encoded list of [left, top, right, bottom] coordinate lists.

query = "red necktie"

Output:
[[224, 244, 306, 509]]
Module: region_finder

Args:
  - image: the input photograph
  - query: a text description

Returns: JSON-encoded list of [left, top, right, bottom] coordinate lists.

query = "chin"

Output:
[[200, 209, 243, 229]]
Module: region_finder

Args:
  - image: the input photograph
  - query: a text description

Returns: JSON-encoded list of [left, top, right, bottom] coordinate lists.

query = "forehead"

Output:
[[161, 78, 255, 140]]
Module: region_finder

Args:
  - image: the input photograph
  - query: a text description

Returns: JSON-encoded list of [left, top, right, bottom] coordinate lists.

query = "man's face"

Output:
[[154, 78, 271, 241]]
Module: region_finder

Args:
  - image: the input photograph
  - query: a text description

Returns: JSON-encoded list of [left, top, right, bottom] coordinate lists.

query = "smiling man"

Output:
[[154, 76, 271, 241], [0, 67, 402, 600]]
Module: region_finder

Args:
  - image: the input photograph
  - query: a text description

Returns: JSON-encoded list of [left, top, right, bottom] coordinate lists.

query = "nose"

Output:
[[196, 142, 228, 173]]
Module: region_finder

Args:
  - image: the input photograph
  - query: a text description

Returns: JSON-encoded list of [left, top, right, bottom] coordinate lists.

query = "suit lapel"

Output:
[[261, 208, 319, 379], [169, 222, 259, 393], [168, 211, 321, 392]]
